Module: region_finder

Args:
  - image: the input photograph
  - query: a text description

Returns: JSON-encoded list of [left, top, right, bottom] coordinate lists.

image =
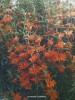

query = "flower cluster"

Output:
[[0, 1, 75, 100]]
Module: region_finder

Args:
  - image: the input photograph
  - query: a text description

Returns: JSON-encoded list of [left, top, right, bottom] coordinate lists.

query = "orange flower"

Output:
[[44, 51, 51, 58], [59, 53, 67, 62], [12, 37, 19, 43], [46, 79, 56, 88], [14, 45, 26, 52], [48, 38, 53, 46], [41, 63, 47, 70], [46, 89, 58, 100], [46, 73, 51, 79], [58, 33, 65, 39], [33, 25, 40, 29], [19, 52, 29, 59], [8, 52, 16, 59], [51, 51, 67, 62], [29, 65, 41, 75], [35, 37, 42, 43], [38, 46, 45, 52], [55, 41, 65, 49], [28, 34, 36, 41], [13, 93, 22, 100], [18, 61, 29, 71], [26, 22, 33, 31], [2, 16, 12, 23], [27, 46, 36, 54], [3, 25, 14, 33], [20, 79, 32, 90], [19, 72, 31, 89], [27, 12, 31, 16], [29, 54, 38, 63], [11, 57, 20, 65], [50, 51, 58, 62], [20, 72, 30, 81]]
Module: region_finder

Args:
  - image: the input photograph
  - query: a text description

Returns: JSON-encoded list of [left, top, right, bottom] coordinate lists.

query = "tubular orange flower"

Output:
[[20, 72, 30, 81], [41, 63, 47, 70], [8, 52, 16, 59], [33, 24, 40, 29], [46, 89, 58, 100], [13, 93, 22, 100], [38, 46, 45, 52], [20, 79, 32, 90], [12, 37, 19, 43], [14, 45, 26, 52], [46, 79, 56, 88], [44, 51, 51, 58], [26, 22, 33, 31], [48, 38, 53, 46], [59, 52, 67, 62], [28, 34, 36, 41], [50, 51, 58, 62], [46, 73, 51, 79], [29, 54, 38, 63], [18, 61, 29, 71], [2, 16, 12, 23], [3, 25, 14, 33], [19, 52, 29, 59], [11, 57, 20, 65], [19, 72, 31, 90], [29, 65, 41, 75], [35, 36, 42, 43], [27, 46, 36, 54], [55, 41, 65, 49]]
